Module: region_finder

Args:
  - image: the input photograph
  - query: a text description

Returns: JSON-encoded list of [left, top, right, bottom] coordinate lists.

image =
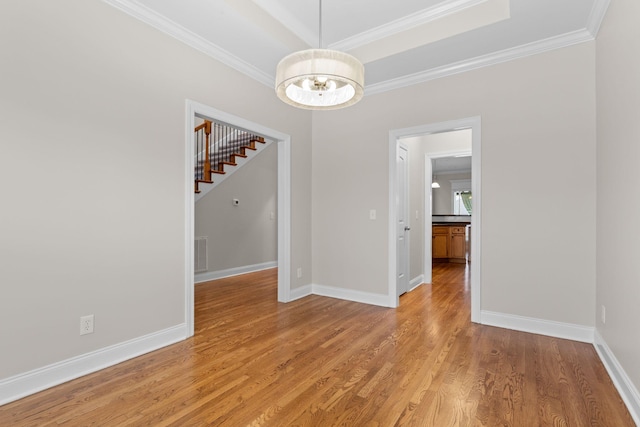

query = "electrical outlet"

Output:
[[297, 267, 302, 278], [233, 198, 239, 206], [80, 315, 94, 335], [601, 305, 606, 324]]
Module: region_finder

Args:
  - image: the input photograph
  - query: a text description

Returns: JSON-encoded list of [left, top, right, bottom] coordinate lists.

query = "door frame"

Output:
[[424, 150, 471, 285], [388, 116, 481, 323], [184, 100, 291, 336]]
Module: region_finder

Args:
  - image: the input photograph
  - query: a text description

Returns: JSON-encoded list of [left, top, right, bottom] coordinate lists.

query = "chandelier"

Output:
[[275, 0, 364, 110]]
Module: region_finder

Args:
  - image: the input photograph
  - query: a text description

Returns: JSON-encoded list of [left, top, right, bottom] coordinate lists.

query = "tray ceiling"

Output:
[[105, 0, 609, 95]]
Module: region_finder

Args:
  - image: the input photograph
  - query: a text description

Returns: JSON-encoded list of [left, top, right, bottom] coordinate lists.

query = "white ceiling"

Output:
[[105, 0, 609, 95]]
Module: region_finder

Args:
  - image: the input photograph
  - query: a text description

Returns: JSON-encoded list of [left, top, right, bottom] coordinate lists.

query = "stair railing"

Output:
[[194, 119, 266, 193], [194, 120, 212, 180]]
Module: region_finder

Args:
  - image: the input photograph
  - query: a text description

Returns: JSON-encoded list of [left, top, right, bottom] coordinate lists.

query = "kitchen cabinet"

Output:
[[432, 224, 468, 263], [432, 226, 449, 259], [449, 226, 466, 261]]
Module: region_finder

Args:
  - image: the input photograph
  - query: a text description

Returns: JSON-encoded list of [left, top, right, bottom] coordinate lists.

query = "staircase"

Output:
[[194, 120, 270, 201]]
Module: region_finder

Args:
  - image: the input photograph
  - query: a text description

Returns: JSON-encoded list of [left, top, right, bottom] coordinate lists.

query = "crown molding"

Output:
[[365, 28, 595, 96], [102, 0, 603, 97], [101, 0, 274, 87], [586, 0, 611, 37], [329, 0, 487, 52]]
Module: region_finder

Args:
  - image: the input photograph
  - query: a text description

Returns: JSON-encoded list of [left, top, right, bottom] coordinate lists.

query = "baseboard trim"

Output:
[[285, 283, 389, 307], [289, 284, 312, 301], [594, 330, 640, 425], [195, 261, 277, 284], [0, 324, 188, 406], [312, 284, 390, 307], [409, 275, 425, 292], [480, 310, 594, 343]]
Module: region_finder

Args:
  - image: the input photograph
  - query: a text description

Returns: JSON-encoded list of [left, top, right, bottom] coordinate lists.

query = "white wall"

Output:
[[596, 0, 640, 413], [432, 173, 472, 215], [312, 42, 596, 326], [195, 143, 277, 272], [0, 0, 312, 382]]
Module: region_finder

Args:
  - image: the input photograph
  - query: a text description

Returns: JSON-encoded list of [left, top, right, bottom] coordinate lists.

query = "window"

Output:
[[451, 179, 471, 215], [453, 191, 472, 215]]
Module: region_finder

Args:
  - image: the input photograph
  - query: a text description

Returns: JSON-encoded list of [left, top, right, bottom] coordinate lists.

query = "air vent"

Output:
[[194, 237, 208, 273]]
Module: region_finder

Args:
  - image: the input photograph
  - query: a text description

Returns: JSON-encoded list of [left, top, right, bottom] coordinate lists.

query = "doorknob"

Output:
[[404, 226, 411, 231]]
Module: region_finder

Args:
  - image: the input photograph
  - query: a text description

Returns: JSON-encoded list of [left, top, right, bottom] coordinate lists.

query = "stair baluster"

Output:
[[194, 120, 267, 194]]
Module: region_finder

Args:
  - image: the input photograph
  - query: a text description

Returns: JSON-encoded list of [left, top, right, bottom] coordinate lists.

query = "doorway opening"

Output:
[[388, 116, 481, 322], [184, 100, 292, 337]]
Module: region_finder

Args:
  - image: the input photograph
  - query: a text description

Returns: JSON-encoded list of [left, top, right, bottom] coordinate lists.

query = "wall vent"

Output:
[[194, 237, 208, 273]]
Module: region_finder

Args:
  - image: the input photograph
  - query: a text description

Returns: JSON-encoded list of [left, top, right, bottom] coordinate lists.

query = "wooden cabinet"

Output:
[[432, 226, 449, 259], [432, 224, 468, 263], [449, 227, 466, 261]]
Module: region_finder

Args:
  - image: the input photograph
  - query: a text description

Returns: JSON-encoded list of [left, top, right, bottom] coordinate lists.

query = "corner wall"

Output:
[[595, 0, 640, 421]]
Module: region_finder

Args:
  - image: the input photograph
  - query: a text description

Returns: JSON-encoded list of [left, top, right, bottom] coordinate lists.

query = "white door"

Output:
[[397, 143, 410, 296]]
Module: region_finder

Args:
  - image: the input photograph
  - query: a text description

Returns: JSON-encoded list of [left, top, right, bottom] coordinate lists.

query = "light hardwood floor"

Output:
[[0, 264, 634, 426]]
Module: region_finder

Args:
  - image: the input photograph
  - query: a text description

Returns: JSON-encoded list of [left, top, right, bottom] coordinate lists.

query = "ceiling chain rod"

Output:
[[319, 0, 323, 49]]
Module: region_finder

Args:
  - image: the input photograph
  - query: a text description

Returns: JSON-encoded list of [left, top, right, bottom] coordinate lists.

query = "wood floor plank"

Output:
[[0, 265, 635, 426]]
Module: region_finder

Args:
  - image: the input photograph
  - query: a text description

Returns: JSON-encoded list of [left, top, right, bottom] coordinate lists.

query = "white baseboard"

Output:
[[409, 275, 425, 292], [286, 283, 388, 307], [312, 284, 390, 307], [594, 330, 640, 425], [480, 310, 594, 343], [195, 261, 277, 284], [289, 284, 312, 301], [0, 324, 188, 406]]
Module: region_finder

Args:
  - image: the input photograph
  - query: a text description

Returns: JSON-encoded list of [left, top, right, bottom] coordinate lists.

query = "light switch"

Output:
[[369, 209, 376, 220]]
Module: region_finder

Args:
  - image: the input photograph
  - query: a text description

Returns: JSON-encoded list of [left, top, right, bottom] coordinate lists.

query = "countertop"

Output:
[[432, 215, 471, 224]]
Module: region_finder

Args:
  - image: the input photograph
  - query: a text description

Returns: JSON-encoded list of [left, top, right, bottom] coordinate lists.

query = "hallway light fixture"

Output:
[[275, 0, 364, 110], [432, 159, 440, 188]]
